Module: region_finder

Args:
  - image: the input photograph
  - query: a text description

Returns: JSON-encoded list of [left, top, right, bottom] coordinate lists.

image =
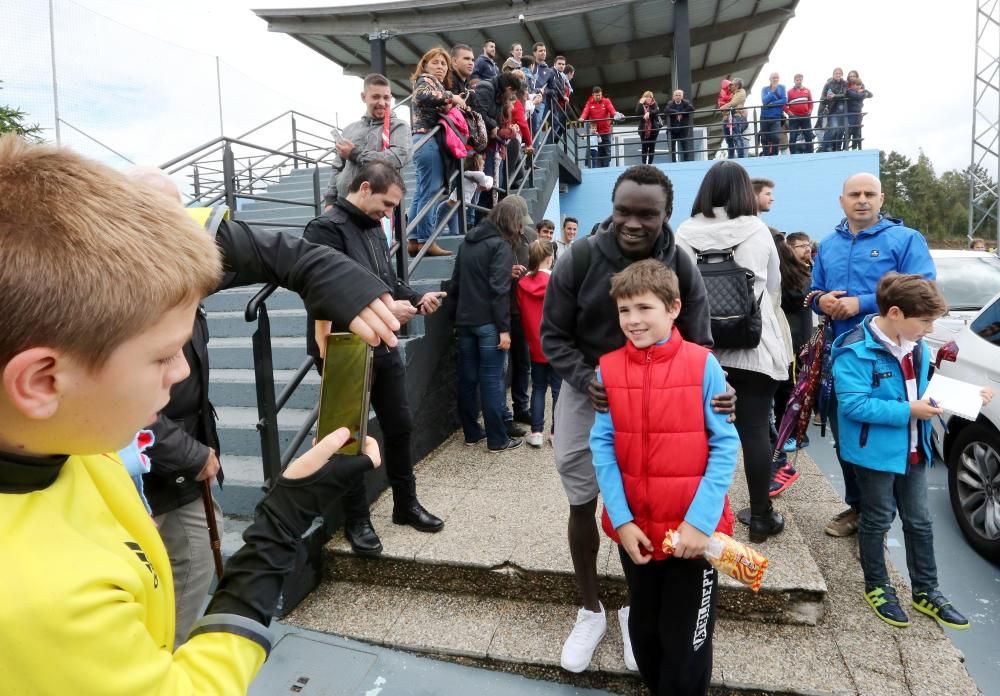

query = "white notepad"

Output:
[[923, 374, 984, 421]]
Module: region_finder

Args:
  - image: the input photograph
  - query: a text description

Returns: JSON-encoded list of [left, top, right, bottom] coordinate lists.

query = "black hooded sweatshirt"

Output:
[[448, 220, 516, 332]]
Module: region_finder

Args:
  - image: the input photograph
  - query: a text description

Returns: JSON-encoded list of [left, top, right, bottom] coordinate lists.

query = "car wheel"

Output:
[[948, 423, 1000, 562]]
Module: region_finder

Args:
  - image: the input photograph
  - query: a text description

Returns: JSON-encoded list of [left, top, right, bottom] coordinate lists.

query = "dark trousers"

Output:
[[828, 389, 862, 508], [787, 116, 814, 153], [847, 112, 864, 149], [457, 323, 508, 449], [759, 117, 782, 156], [508, 315, 531, 416], [727, 367, 779, 516], [620, 549, 717, 696], [639, 136, 658, 165], [592, 134, 612, 167], [529, 361, 561, 433], [855, 460, 938, 593], [669, 128, 692, 162], [337, 348, 417, 520]]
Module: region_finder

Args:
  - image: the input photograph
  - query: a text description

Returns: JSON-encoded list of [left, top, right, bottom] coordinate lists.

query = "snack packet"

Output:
[[662, 530, 768, 592]]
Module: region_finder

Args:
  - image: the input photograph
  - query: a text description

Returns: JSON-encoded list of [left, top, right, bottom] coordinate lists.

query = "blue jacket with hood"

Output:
[[810, 215, 935, 340], [831, 315, 933, 474]]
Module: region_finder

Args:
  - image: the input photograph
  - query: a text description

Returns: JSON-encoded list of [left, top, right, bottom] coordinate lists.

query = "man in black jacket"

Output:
[[304, 161, 447, 556], [540, 165, 734, 673], [663, 89, 695, 162], [470, 72, 523, 220], [131, 171, 400, 646]]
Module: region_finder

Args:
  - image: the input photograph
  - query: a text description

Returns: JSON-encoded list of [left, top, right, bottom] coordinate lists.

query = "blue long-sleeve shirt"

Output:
[[590, 339, 740, 536], [760, 85, 788, 118]]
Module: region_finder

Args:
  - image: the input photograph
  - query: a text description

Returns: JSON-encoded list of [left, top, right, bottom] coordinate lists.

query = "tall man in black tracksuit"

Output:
[[304, 161, 448, 555]]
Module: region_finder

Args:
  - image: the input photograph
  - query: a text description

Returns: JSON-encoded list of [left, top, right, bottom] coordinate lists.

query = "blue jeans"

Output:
[[847, 111, 864, 149], [530, 362, 562, 433], [457, 324, 508, 449], [531, 100, 547, 137], [407, 134, 443, 242], [820, 111, 846, 152], [759, 116, 781, 156], [787, 116, 814, 154], [854, 460, 938, 594], [725, 118, 748, 158]]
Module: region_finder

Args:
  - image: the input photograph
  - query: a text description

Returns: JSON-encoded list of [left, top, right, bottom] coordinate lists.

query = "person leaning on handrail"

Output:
[[635, 91, 662, 165], [407, 47, 464, 259], [845, 70, 873, 151]]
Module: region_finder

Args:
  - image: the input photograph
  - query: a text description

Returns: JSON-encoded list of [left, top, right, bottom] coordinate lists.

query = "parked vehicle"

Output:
[[926, 250, 1000, 357], [931, 290, 1000, 562]]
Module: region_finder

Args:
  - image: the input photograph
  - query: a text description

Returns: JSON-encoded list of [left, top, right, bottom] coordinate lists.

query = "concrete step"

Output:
[[321, 432, 827, 628], [203, 286, 304, 313], [216, 405, 315, 459], [210, 368, 319, 409], [409, 255, 456, 282], [208, 336, 310, 370], [207, 308, 308, 338]]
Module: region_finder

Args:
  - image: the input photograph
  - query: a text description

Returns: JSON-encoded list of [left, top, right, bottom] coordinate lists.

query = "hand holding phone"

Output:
[[317, 333, 374, 455]]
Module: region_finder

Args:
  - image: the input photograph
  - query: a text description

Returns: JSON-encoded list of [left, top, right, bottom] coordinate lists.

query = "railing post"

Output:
[[313, 165, 321, 217], [395, 203, 409, 287], [222, 141, 236, 212], [250, 303, 282, 486], [193, 164, 201, 200], [291, 113, 299, 170], [457, 156, 468, 237]]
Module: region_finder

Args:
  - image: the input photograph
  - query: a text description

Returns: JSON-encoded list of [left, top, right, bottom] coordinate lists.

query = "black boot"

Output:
[[749, 505, 785, 544], [345, 519, 383, 556]]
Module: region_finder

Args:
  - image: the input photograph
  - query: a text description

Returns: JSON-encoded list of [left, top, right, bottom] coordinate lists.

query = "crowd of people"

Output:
[[0, 56, 975, 696]]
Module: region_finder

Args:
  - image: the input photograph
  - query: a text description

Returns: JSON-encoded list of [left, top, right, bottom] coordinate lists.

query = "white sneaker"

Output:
[[560, 603, 607, 673], [526, 432, 544, 448], [618, 606, 638, 671]]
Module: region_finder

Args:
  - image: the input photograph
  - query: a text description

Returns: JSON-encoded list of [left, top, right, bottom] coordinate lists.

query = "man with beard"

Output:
[[541, 165, 734, 674], [471, 40, 499, 85]]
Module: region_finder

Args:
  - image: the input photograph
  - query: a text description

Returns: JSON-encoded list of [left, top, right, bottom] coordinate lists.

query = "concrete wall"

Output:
[[558, 150, 880, 242]]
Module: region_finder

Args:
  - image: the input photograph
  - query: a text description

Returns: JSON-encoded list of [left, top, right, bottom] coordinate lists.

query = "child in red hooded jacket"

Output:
[[517, 239, 561, 447]]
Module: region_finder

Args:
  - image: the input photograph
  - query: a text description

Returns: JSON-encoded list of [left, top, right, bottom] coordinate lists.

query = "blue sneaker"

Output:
[[912, 591, 970, 630], [864, 585, 910, 628], [781, 437, 798, 453]]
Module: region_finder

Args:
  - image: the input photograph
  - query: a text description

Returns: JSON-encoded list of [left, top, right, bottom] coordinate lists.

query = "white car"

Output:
[[926, 250, 1000, 357], [930, 290, 1000, 562]]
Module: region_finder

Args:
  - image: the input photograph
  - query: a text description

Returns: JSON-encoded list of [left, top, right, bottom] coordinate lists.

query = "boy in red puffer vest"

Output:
[[590, 259, 739, 696]]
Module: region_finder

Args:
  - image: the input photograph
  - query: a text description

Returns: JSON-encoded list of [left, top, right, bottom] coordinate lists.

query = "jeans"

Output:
[[759, 116, 782, 156], [340, 348, 417, 520], [531, 100, 547, 137], [727, 367, 779, 516], [854, 460, 938, 593], [509, 317, 531, 415], [820, 110, 846, 152], [828, 389, 862, 508], [668, 128, 692, 162], [407, 133, 443, 242], [530, 361, 562, 433], [594, 134, 612, 167], [639, 135, 658, 165], [787, 116, 814, 154], [847, 111, 864, 149], [725, 119, 747, 158], [457, 324, 509, 449]]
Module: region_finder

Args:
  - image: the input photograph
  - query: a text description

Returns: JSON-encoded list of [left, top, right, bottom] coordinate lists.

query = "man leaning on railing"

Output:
[[323, 74, 412, 212]]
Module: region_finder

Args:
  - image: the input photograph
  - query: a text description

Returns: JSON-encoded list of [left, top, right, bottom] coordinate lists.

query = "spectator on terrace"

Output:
[[536, 218, 556, 243], [663, 89, 695, 162], [818, 67, 849, 152], [635, 91, 662, 165], [724, 78, 748, 159], [470, 71, 524, 218], [558, 216, 579, 259], [564, 65, 576, 97], [471, 40, 499, 85], [407, 47, 464, 258], [526, 42, 561, 136], [447, 44, 476, 97], [845, 70, 873, 150], [717, 75, 733, 109], [970, 238, 988, 251], [759, 72, 787, 157], [580, 86, 619, 168], [551, 55, 571, 139], [503, 42, 524, 73], [785, 73, 814, 154]]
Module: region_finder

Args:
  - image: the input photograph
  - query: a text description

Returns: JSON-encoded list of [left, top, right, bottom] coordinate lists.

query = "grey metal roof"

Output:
[[254, 0, 799, 116]]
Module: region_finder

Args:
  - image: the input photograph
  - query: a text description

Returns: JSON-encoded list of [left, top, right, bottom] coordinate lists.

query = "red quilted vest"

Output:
[[599, 327, 734, 560]]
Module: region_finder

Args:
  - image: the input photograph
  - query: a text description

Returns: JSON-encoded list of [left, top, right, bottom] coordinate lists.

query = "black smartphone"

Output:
[[317, 333, 373, 455]]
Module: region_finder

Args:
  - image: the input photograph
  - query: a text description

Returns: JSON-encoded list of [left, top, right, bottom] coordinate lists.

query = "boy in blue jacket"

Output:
[[832, 273, 991, 629]]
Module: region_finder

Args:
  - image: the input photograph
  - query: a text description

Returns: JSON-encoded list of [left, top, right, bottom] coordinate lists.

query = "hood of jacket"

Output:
[[466, 219, 505, 244], [517, 269, 551, 298], [591, 216, 680, 270], [676, 209, 761, 251], [833, 213, 902, 240]]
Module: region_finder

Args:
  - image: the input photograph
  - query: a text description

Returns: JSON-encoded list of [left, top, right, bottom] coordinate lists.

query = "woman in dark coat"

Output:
[[635, 90, 662, 165]]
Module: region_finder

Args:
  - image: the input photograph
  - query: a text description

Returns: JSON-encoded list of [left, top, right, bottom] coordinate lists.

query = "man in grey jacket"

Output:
[[540, 165, 734, 674], [323, 74, 411, 210]]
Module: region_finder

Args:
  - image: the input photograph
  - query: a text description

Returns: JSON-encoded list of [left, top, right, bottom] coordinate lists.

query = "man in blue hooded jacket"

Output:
[[810, 172, 935, 537], [759, 73, 787, 156]]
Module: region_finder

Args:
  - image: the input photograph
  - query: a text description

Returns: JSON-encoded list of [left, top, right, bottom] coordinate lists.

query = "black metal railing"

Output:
[[574, 98, 867, 167]]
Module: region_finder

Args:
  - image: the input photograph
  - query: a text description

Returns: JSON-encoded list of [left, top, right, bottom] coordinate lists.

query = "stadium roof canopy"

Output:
[[254, 0, 799, 115]]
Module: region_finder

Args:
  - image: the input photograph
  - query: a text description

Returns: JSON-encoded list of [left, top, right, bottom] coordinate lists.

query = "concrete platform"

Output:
[[281, 429, 979, 695]]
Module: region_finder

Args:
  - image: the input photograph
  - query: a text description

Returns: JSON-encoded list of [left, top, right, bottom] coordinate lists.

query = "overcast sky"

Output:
[[1, 0, 988, 175]]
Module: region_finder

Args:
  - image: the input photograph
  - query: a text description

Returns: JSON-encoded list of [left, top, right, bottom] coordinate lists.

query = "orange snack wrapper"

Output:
[[662, 530, 768, 592]]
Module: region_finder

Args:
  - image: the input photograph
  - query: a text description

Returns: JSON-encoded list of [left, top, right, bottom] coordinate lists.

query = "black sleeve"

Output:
[[146, 413, 210, 478], [302, 216, 347, 253], [214, 219, 390, 325], [446, 248, 461, 320], [206, 453, 374, 625], [471, 85, 499, 131], [673, 247, 714, 349], [489, 243, 514, 332], [540, 245, 593, 393]]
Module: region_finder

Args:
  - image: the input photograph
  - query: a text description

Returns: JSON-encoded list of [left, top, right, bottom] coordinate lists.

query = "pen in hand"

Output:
[[927, 397, 948, 434]]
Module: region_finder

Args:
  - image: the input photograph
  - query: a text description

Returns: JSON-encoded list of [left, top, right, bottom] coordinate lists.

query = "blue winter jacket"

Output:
[[832, 316, 933, 474], [760, 85, 788, 119], [810, 215, 935, 340]]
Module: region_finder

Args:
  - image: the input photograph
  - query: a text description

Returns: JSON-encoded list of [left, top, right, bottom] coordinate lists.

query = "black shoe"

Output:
[[464, 432, 487, 446], [505, 420, 527, 437], [865, 585, 910, 627], [514, 410, 533, 425], [392, 502, 444, 533], [489, 438, 523, 453], [345, 519, 383, 556], [912, 590, 970, 630], [736, 506, 751, 526], [749, 509, 785, 543]]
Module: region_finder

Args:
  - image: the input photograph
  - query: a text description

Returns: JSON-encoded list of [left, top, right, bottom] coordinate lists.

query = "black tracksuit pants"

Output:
[[619, 548, 718, 696]]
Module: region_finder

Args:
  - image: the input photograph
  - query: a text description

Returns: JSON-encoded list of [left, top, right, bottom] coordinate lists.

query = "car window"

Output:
[[970, 295, 1000, 346], [934, 256, 1000, 310]]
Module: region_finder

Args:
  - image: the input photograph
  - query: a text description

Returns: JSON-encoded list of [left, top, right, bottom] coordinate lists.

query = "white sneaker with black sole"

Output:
[[560, 603, 606, 673], [488, 438, 523, 453], [618, 606, 638, 671]]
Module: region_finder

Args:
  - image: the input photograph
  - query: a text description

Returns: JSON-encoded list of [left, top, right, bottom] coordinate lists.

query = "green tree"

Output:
[[0, 81, 44, 142]]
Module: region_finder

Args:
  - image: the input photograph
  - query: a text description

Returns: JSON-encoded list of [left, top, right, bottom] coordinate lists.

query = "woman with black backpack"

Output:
[[675, 161, 789, 543]]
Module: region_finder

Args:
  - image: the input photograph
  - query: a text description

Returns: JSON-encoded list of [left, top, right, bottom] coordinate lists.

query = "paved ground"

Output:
[[804, 425, 1000, 695]]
